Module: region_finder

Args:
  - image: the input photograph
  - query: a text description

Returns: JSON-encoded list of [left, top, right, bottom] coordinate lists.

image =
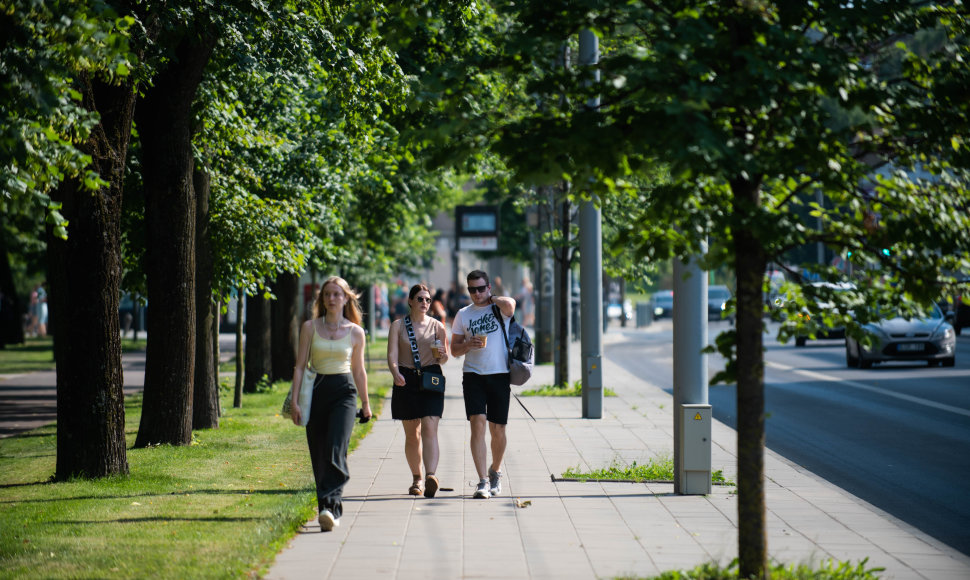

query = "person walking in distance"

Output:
[[450, 270, 516, 499], [289, 276, 372, 531]]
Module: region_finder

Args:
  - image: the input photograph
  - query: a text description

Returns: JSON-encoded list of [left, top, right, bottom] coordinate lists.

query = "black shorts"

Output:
[[391, 365, 445, 420], [462, 372, 511, 425]]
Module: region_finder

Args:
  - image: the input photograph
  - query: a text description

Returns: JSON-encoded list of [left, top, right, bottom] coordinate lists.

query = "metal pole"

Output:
[[579, 29, 603, 418], [673, 242, 709, 493]]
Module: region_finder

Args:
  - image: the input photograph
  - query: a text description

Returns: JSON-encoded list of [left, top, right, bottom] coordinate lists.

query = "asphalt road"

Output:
[[605, 318, 970, 557]]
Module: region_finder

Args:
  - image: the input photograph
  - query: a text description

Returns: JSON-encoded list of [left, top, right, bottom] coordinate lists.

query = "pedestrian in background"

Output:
[[289, 276, 372, 531], [516, 277, 535, 327], [450, 270, 516, 499], [387, 284, 449, 497], [429, 288, 447, 322]]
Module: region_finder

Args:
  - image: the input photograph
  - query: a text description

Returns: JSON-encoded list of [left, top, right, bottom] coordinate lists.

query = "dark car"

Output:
[[651, 290, 673, 319], [707, 285, 733, 321], [845, 303, 956, 368]]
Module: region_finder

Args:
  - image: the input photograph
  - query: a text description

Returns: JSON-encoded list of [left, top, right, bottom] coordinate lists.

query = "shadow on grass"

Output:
[[55, 515, 267, 524], [0, 486, 315, 504]]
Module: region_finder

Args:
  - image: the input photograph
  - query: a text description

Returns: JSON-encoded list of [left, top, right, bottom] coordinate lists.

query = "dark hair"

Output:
[[466, 270, 489, 286], [408, 283, 431, 301]]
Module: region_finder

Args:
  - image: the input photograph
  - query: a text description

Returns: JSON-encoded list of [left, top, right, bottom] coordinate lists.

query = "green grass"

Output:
[[521, 380, 618, 397], [0, 337, 56, 374], [0, 375, 390, 579], [0, 337, 149, 374], [624, 558, 884, 579], [561, 455, 733, 486]]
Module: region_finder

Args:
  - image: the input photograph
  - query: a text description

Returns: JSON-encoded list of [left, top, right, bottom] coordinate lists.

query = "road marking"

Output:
[[765, 360, 970, 418]]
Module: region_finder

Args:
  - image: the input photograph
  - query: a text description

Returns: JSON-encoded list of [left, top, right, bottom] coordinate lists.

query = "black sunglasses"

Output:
[[468, 284, 488, 294], [415, 297, 432, 303]]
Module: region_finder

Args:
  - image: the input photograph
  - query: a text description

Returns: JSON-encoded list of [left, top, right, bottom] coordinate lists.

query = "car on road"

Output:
[[707, 285, 733, 321], [650, 290, 673, 319], [845, 303, 956, 368], [606, 299, 633, 322]]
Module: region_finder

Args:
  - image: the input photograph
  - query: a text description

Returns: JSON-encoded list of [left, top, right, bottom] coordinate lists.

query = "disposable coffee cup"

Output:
[[432, 339, 442, 358]]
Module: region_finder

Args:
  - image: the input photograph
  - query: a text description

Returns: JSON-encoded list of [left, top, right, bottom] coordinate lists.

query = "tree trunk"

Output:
[[234, 292, 244, 407], [134, 31, 216, 447], [192, 163, 219, 429], [213, 300, 221, 394], [271, 272, 300, 382], [555, 198, 571, 388], [244, 289, 272, 393], [0, 220, 27, 347], [48, 75, 134, 479], [733, 179, 768, 579]]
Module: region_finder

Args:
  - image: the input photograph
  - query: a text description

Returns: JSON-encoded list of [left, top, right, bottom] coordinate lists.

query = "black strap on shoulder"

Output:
[[403, 316, 423, 376]]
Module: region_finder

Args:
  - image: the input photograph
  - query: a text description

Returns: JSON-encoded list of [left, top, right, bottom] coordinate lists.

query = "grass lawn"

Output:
[[0, 368, 390, 579], [0, 338, 56, 374], [520, 380, 617, 397]]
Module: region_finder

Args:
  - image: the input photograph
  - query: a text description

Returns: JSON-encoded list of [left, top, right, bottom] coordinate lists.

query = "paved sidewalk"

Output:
[[266, 331, 970, 580]]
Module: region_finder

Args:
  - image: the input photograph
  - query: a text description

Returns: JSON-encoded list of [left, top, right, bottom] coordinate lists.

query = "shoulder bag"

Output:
[[281, 323, 318, 425], [492, 304, 534, 386], [404, 315, 445, 393]]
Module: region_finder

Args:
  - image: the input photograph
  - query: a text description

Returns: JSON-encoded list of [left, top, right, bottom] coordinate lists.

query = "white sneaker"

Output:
[[488, 468, 502, 496], [318, 509, 339, 531], [473, 478, 491, 499]]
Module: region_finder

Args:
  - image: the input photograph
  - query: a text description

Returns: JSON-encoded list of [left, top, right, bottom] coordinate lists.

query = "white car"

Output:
[[845, 303, 956, 368]]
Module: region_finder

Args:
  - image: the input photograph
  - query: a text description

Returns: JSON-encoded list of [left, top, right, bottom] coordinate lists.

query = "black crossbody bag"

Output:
[[404, 316, 445, 393]]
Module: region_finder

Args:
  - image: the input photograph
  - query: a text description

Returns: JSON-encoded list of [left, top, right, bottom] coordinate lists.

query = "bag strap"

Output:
[[305, 322, 316, 372], [403, 316, 423, 375], [491, 304, 512, 372]]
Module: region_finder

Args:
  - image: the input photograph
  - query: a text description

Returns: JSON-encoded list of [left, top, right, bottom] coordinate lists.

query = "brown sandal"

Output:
[[408, 477, 423, 496], [424, 474, 439, 498]]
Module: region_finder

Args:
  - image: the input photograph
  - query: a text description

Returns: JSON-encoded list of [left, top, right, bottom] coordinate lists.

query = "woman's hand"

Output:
[[290, 403, 302, 426], [392, 371, 406, 387], [360, 402, 372, 422]]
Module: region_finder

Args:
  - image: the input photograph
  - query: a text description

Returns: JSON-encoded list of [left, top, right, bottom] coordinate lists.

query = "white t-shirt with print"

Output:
[[452, 303, 510, 375]]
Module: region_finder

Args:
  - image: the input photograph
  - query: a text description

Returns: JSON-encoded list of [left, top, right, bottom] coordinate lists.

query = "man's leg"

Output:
[[469, 414, 488, 479], [488, 421, 507, 473]]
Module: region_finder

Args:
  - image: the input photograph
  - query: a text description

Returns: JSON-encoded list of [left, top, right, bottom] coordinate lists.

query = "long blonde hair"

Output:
[[313, 276, 363, 325]]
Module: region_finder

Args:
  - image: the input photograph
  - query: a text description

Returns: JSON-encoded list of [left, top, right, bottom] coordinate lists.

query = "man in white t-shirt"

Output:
[[450, 269, 516, 499]]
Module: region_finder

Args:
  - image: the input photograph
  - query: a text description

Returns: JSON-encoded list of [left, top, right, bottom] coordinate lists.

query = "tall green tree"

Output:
[[1, 0, 142, 478], [419, 2, 970, 577]]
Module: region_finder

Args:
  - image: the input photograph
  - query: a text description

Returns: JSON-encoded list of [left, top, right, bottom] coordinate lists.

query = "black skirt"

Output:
[[391, 364, 445, 420]]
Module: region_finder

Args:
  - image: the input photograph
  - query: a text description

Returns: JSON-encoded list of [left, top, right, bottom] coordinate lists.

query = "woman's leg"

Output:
[[402, 418, 423, 493], [420, 416, 440, 476], [310, 377, 357, 519]]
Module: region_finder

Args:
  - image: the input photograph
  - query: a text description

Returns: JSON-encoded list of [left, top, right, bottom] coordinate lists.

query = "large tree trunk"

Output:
[[134, 31, 216, 447], [244, 290, 272, 393], [0, 220, 27, 347], [271, 272, 300, 382], [192, 163, 219, 429], [48, 76, 134, 479], [733, 179, 768, 579]]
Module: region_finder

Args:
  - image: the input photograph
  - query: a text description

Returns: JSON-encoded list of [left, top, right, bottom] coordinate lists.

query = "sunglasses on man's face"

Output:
[[468, 284, 488, 294]]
